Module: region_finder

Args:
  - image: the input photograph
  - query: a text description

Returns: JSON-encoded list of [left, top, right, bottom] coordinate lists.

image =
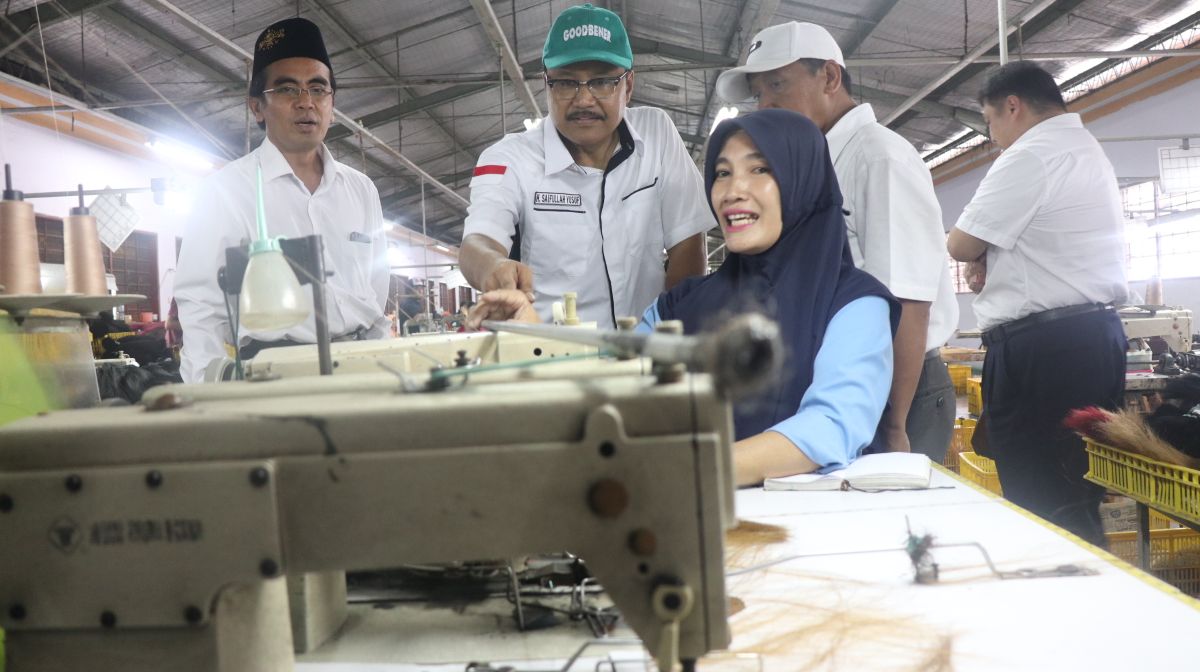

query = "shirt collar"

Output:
[[542, 114, 645, 176], [543, 117, 575, 175], [258, 136, 342, 188], [825, 103, 877, 165], [1010, 112, 1082, 150]]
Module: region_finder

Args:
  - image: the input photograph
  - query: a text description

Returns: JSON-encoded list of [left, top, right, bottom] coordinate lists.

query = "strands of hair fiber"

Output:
[[1064, 406, 1200, 469]]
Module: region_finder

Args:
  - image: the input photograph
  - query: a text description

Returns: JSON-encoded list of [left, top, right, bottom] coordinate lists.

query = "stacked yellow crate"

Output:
[[948, 364, 971, 395], [1107, 528, 1200, 597], [959, 451, 1002, 495], [944, 418, 976, 473], [966, 377, 983, 417]]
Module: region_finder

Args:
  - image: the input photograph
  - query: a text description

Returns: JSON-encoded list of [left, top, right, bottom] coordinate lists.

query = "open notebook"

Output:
[[764, 452, 933, 491]]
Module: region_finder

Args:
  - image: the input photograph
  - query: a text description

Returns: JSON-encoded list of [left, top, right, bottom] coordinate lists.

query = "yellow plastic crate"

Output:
[[959, 451, 1002, 495], [966, 376, 982, 417], [940, 346, 986, 363], [1151, 509, 1177, 529], [1107, 527, 1200, 597], [1084, 439, 1200, 527], [948, 364, 971, 394], [944, 418, 977, 473]]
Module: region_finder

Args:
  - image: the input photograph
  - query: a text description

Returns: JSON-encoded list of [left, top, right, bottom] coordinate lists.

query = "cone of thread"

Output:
[[64, 213, 107, 295], [0, 199, 43, 294]]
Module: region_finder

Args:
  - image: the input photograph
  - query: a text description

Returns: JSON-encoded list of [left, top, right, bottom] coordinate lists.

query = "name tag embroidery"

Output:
[[534, 192, 583, 207], [349, 231, 371, 243]]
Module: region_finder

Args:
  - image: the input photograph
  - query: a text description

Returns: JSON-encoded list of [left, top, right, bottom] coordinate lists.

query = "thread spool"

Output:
[[0, 164, 43, 294], [563, 292, 580, 326], [63, 184, 107, 296], [1145, 276, 1164, 306]]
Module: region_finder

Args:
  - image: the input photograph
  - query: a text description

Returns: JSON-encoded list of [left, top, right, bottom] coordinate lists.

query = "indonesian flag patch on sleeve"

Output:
[[470, 164, 508, 186]]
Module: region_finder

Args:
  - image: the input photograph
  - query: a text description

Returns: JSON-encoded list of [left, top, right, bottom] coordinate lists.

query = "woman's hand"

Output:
[[466, 289, 541, 329]]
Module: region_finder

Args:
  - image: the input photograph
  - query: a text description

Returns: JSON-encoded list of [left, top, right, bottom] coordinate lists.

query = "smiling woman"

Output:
[[471, 109, 902, 487], [710, 130, 783, 255]]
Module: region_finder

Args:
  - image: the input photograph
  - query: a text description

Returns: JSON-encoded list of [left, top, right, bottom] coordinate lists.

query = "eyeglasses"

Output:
[[543, 71, 630, 101], [263, 84, 333, 101]]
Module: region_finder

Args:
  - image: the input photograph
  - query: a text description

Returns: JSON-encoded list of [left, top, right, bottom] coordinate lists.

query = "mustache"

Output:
[[567, 109, 605, 121]]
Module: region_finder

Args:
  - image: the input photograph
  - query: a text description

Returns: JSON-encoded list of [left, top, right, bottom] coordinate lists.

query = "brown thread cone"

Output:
[[64, 214, 108, 295], [0, 199, 43, 294]]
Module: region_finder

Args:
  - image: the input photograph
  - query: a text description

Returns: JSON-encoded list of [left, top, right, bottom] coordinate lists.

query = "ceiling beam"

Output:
[[840, 0, 902, 56], [628, 36, 737, 67], [382, 167, 475, 208], [856, 84, 986, 135], [303, 0, 476, 168], [93, 5, 236, 98], [468, 0, 542, 119], [330, 35, 746, 142], [691, 0, 781, 152], [0, 0, 116, 59], [326, 56, 544, 143], [879, 0, 1060, 125], [325, 81, 498, 142]]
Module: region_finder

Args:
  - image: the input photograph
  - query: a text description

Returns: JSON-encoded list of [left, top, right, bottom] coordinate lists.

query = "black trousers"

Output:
[[980, 309, 1126, 546], [906, 349, 956, 463]]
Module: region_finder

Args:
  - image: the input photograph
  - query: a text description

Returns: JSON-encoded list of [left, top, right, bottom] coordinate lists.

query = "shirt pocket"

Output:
[[530, 208, 595, 283], [327, 233, 376, 297], [620, 176, 659, 202]]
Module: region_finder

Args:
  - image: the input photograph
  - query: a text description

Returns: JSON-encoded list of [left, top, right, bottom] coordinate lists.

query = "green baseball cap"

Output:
[[543, 3, 633, 71]]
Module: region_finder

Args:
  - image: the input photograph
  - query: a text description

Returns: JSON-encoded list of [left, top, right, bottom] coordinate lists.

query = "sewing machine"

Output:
[[0, 318, 781, 672], [1119, 306, 1193, 354], [203, 329, 598, 382]]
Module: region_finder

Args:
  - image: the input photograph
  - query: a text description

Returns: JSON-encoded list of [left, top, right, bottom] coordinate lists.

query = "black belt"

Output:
[[240, 326, 369, 360], [982, 304, 1113, 347]]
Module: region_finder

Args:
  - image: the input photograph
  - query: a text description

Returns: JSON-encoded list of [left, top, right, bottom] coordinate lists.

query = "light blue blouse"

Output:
[[637, 296, 893, 472]]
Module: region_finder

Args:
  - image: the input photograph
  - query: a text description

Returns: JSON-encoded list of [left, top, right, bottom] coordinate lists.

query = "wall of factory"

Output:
[[0, 117, 195, 316], [935, 72, 1200, 342]]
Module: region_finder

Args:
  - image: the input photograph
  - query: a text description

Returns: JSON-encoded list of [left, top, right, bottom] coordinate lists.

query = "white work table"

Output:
[[299, 469, 1200, 671]]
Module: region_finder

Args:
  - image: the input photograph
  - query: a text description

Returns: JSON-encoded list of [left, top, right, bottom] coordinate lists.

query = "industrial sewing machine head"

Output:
[[0, 315, 781, 672], [1119, 306, 1194, 357]]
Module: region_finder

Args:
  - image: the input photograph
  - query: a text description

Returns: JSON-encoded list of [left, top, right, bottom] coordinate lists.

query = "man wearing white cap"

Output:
[[715, 22, 959, 461]]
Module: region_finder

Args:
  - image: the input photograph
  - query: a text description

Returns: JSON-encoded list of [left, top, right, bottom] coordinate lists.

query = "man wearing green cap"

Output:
[[175, 17, 390, 383], [459, 3, 712, 329]]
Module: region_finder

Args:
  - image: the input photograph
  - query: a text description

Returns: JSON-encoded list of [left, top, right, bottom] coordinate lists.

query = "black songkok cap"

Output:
[[252, 17, 333, 78]]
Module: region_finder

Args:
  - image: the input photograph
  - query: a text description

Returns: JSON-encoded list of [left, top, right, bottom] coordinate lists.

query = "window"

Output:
[[1122, 179, 1200, 282], [949, 259, 971, 294]]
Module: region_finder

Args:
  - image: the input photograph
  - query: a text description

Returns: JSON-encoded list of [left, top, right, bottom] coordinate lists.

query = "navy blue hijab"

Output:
[[657, 109, 899, 441]]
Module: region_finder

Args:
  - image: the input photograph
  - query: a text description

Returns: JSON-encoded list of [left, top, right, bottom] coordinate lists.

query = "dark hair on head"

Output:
[[795, 58, 852, 97], [247, 65, 337, 131], [977, 60, 1065, 113]]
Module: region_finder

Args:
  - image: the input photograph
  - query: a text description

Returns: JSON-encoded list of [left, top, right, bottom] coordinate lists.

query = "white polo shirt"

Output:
[[826, 103, 959, 351], [955, 113, 1128, 331], [462, 106, 715, 328], [175, 138, 390, 383]]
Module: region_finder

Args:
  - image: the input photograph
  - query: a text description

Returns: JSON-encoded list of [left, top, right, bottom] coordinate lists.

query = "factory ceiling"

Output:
[[1, 0, 1199, 249]]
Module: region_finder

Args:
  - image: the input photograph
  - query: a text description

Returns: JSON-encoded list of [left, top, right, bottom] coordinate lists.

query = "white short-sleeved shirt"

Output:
[[954, 113, 1128, 331], [175, 138, 390, 383], [826, 104, 959, 352], [461, 106, 715, 328]]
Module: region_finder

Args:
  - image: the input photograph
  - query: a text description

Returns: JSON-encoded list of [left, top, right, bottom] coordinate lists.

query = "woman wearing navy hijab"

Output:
[[471, 110, 899, 486]]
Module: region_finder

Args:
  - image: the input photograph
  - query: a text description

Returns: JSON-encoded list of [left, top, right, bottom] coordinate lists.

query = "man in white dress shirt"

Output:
[[459, 3, 711, 328], [716, 22, 959, 460], [948, 62, 1127, 545], [175, 17, 389, 382]]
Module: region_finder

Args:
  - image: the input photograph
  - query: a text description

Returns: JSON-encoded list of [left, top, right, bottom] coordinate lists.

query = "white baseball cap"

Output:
[[715, 22, 845, 103]]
